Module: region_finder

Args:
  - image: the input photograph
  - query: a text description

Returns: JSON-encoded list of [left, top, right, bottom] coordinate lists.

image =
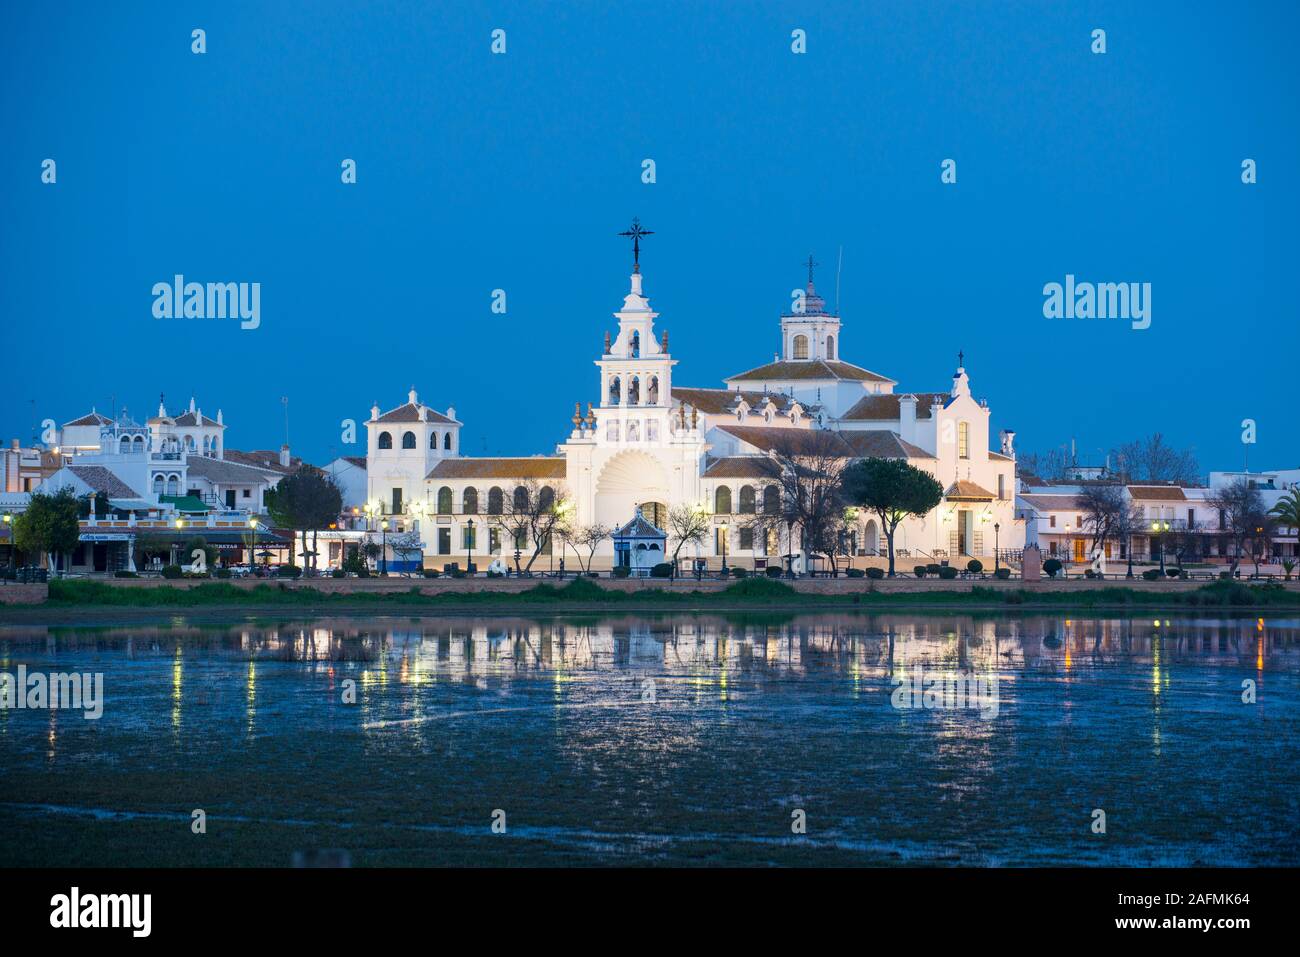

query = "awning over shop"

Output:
[[159, 495, 211, 513]]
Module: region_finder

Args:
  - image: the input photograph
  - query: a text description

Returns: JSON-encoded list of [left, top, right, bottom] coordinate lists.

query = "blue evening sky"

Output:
[[2, 1, 1296, 473]]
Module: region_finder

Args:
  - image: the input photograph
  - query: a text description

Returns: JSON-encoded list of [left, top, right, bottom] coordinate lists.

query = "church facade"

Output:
[[365, 234, 1024, 571]]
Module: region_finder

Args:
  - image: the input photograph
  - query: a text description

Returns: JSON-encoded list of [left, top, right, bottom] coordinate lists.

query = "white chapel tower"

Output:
[[559, 220, 707, 535], [781, 255, 842, 362]]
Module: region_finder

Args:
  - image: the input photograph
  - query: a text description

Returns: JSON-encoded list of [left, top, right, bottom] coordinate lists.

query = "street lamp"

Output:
[[466, 517, 475, 576], [785, 517, 796, 579], [1151, 520, 1169, 574], [2, 512, 13, 574], [248, 517, 258, 572], [719, 521, 729, 576], [994, 522, 1000, 574], [380, 519, 389, 576]]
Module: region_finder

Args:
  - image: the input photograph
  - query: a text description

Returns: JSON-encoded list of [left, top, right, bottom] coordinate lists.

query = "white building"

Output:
[[365, 238, 1024, 572]]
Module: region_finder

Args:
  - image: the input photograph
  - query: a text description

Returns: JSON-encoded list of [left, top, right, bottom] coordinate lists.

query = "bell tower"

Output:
[[780, 255, 842, 362]]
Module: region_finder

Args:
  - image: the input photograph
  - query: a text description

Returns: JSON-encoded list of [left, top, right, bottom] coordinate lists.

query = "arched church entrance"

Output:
[[594, 451, 670, 530]]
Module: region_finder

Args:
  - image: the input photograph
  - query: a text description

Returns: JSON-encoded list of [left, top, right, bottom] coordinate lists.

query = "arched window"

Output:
[[608, 376, 621, 405], [826, 334, 836, 360], [463, 487, 478, 514], [630, 331, 640, 358], [133, 435, 145, 452], [958, 421, 970, 459], [793, 335, 809, 360], [513, 486, 530, 512], [739, 485, 756, 514], [437, 486, 453, 514], [628, 376, 640, 406], [153, 474, 164, 495], [402, 431, 417, 449], [184, 434, 196, 452], [119, 436, 131, 454], [378, 431, 393, 449], [538, 486, 556, 511], [166, 474, 180, 496], [715, 486, 732, 514], [648, 376, 659, 405], [430, 431, 439, 449], [763, 485, 780, 515], [444, 431, 452, 450], [488, 486, 504, 515]]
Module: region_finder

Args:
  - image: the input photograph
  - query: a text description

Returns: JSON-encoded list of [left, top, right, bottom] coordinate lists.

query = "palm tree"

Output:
[[1269, 489, 1300, 568]]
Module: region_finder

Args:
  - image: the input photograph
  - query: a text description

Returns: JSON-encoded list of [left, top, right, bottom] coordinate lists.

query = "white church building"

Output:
[[365, 230, 1024, 572]]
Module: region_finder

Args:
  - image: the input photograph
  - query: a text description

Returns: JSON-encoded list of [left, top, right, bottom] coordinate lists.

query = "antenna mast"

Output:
[[835, 245, 843, 316]]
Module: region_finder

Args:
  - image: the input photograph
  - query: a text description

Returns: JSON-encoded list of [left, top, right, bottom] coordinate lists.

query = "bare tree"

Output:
[[1208, 478, 1265, 575], [1078, 483, 1125, 565], [749, 431, 855, 575], [498, 480, 568, 574], [558, 522, 611, 574], [1111, 501, 1146, 578], [1110, 433, 1199, 485], [1017, 447, 1072, 482], [666, 503, 709, 575]]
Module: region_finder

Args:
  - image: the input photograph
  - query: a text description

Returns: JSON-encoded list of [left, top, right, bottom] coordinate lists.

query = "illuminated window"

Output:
[[793, 335, 809, 360], [958, 421, 969, 459]]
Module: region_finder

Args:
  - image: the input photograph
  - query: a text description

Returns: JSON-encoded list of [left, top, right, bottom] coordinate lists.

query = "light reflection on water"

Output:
[[1, 611, 1298, 867]]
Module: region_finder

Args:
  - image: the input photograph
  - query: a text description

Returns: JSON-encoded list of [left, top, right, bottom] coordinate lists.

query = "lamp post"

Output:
[[248, 517, 258, 573], [380, 519, 389, 576], [466, 517, 475, 576], [719, 521, 729, 576], [1151, 520, 1169, 574], [994, 522, 1000, 574], [785, 517, 795, 579], [3, 512, 13, 574]]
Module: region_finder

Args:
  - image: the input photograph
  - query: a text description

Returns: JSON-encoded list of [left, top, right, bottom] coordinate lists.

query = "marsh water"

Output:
[[1, 610, 1297, 866]]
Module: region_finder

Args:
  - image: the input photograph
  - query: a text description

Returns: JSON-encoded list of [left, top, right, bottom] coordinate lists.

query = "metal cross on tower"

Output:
[[805, 254, 818, 286], [618, 218, 654, 273]]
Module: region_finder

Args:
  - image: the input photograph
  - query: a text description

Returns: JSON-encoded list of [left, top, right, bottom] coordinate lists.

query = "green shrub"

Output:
[[730, 566, 750, 578], [845, 567, 864, 578], [650, 563, 673, 578], [765, 566, 783, 578], [1167, 568, 1182, 577], [966, 559, 983, 574], [926, 564, 942, 575], [865, 567, 884, 579], [938, 566, 958, 580], [422, 569, 440, 578], [113, 570, 138, 579], [612, 566, 631, 578], [215, 567, 232, 579], [160, 564, 183, 579], [1141, 569, 1161, 581], [994, 567, 1011, 580], [486, 570, 504, 578], [721, 577, 796, 600], [1042, 558, 1062, 578], [276, 565, 302, 579]]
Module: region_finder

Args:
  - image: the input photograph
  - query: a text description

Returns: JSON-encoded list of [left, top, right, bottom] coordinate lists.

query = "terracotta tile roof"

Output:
[[371, 402, 456, 425], [342, 456, 367, 469], [427, 457, 566, 480], [670, 387, 817, 417], [62, 411, 113, 428], [67, 466, 140, 498], [713, 425, 852, 457], [838, 430, 934, 460], [172, 411, 223, 428], [185, 456, 282, 484], [840, 392, 950, 421], [1127, 485, 1187, 501], [725, 359, 895, 384], [703, 456, 783, 479], [224, 449, 301, 474], [1018, 493, 1086, 510], [946, 480, 996, 501]]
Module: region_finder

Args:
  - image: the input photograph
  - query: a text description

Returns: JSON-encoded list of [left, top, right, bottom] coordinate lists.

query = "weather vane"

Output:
[[618, 218, 654, 273]]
